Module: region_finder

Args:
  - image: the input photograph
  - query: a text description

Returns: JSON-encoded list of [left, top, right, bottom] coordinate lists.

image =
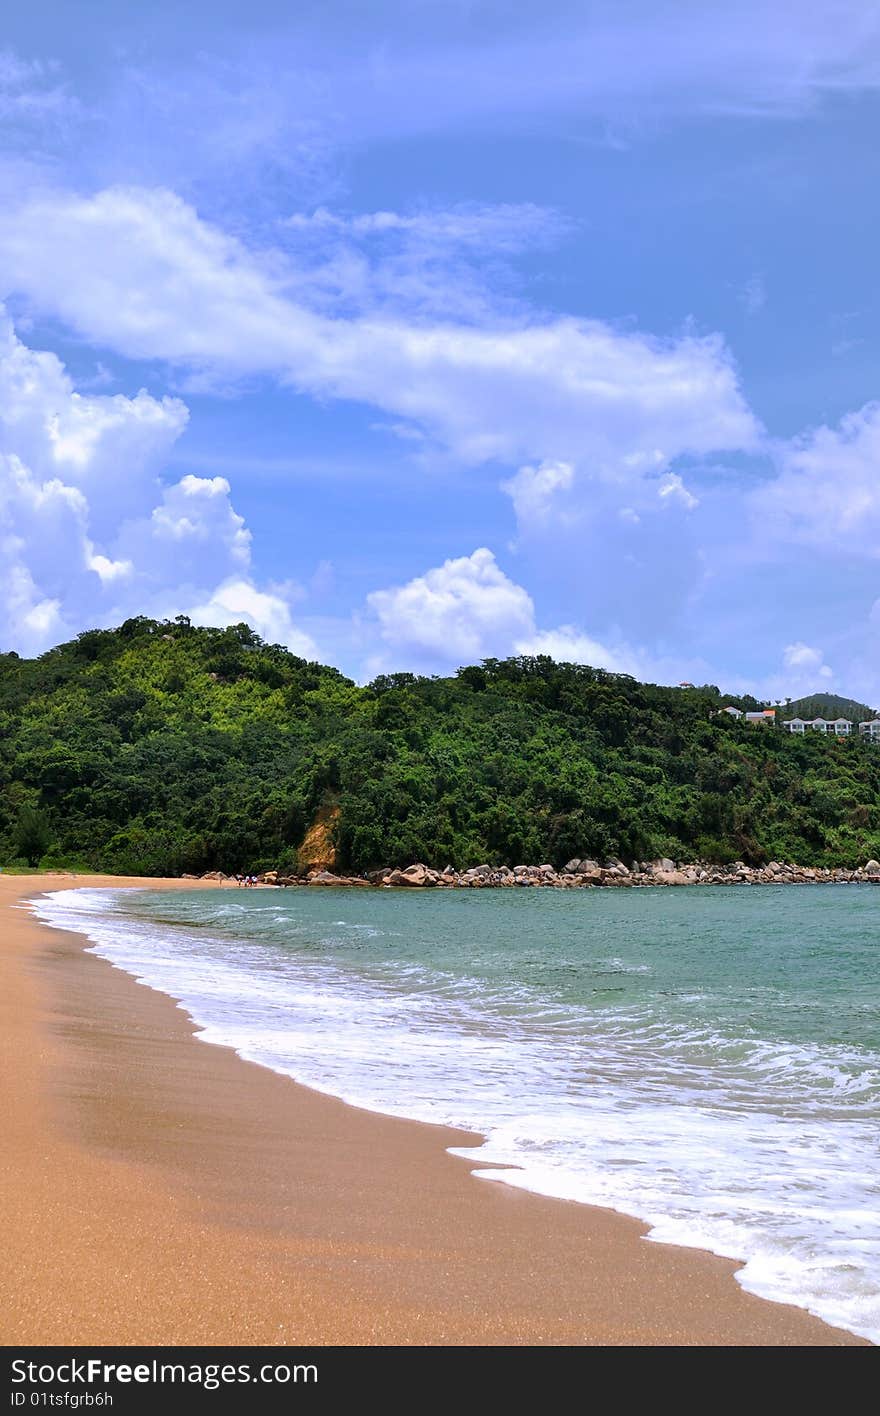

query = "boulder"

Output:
[[401, 863, 436, 886], [459, 864, 494, 887], [577, 865, 603, 884], [308, 871, 371, 887], [307, 870, 343, 885], [382, 864, 442, 887], [653, 869, 691, 886]]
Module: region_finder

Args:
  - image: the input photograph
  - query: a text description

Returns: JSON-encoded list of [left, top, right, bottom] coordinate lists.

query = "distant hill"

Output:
[[5, 619, 880, 874], [783, 693, 877, 722]]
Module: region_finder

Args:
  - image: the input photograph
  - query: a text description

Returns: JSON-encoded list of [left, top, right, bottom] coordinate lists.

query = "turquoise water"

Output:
[[35, 884, 880, 1341]]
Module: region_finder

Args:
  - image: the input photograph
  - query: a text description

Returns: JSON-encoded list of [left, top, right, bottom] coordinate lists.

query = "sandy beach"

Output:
[[0, 873, 864, 1346]]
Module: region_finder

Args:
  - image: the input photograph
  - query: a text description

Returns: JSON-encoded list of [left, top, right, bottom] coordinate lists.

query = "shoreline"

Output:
[[1, 873, 866, 1346]]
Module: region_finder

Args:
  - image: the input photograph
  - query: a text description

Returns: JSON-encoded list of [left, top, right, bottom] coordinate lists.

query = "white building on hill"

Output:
[[783, 716, 852, 735]]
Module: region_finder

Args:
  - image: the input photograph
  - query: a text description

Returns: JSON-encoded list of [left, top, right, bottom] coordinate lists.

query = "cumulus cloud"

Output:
[[513, 625, 641, 676], [366, 546, 665, 678], [0, 309, 313, 655], [186, 579, 318, 657], [783, 642, 831, 675], [502, 460, 574, 527], [367, 548, 535, 667], [135, 473, 252, 580], [744, 641, 837, 705], [0, 308, 189, 543], [753, 404, 880, 555]]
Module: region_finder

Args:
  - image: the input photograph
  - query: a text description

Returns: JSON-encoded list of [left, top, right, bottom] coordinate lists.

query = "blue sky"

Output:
[[2, 1, 880, 700]]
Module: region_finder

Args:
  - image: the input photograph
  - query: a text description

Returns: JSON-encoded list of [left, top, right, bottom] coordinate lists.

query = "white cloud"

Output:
[[0, 188, 763, 670], [0, 48, 76, 131], [366, 546, 671, 679], [745, 643, 835, 706], [282, 200, 574, 323], [783, 642, 827, 672], [502, 460, 574, 526], [0, 561, 62, 647], [513, 625, 641, 676], [186, 579, 318, 657], [0, 308, 313, 656], [367, 548, 535, 666], [16, 6, 879, 218], [0, 308, 189, 547], [87, 553, 133, 584], [147, 474, 250, 562], [657, 472, 699, 510], [355, 3, 880, 127], [109, 3, 880, 177], [753, 403, 880, 555], [287, 202, 571, 253], [0, 186, 760, 474]]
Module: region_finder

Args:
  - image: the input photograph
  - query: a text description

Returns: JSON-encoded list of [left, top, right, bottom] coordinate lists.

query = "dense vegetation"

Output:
[[3, 618, 880, 875]]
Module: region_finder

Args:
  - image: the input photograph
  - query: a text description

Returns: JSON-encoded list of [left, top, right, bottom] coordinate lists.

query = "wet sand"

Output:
[[0, 873, 864, 1345]]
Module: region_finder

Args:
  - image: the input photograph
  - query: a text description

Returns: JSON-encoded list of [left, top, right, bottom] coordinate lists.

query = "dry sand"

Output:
[[0, 873, 865, 1346]]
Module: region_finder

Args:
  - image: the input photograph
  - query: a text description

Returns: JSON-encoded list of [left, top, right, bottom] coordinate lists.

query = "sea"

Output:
[[32, 883, 880, 1343]]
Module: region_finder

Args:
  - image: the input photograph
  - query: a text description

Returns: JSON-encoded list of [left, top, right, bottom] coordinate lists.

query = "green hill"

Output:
[[3, 617, 880, 874], [783, 693, 877, 722]]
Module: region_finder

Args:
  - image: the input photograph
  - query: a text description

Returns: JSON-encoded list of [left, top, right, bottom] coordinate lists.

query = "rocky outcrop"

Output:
[[194, 857, 880, 889], [296, 801, 340, 875]]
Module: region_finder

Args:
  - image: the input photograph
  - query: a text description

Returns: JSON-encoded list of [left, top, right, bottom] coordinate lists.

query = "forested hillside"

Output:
[[784, 692, 877, 722], [3, 617, 880, 874]]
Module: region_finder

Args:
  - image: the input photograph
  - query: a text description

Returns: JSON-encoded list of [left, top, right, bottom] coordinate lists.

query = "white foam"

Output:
[[32, 887, 880, 1344]]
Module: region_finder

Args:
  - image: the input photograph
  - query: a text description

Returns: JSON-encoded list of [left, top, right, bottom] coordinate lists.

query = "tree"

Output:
[[13, 806, 53, 866]]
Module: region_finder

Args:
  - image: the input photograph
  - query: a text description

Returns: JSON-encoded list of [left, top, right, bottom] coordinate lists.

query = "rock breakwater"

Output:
[[188, 858, 880, 888]]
